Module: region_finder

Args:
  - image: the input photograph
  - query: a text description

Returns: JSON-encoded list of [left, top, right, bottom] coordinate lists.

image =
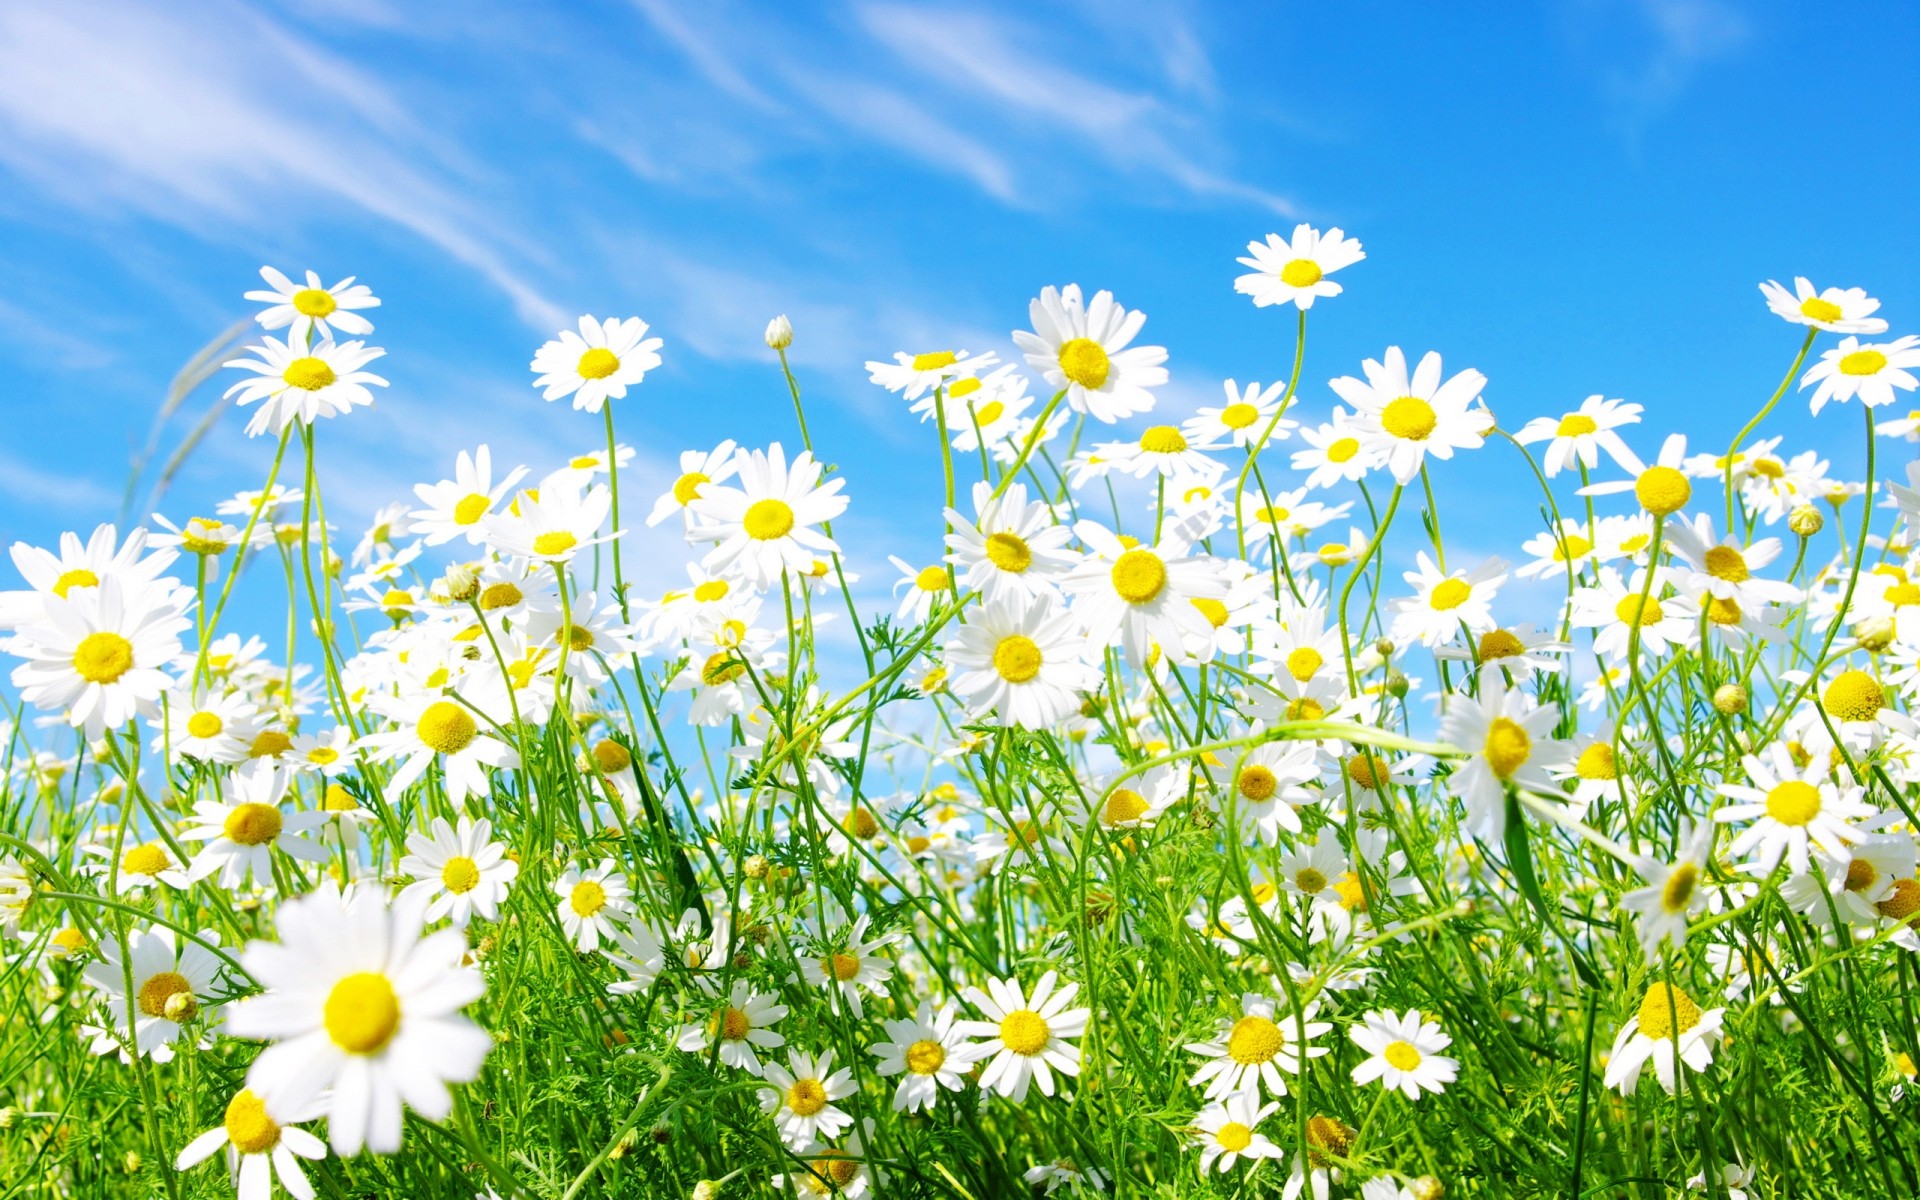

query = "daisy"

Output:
[[530, 316, 663, 413], [1290, 410, 1379, 491], [0, 523, 181, 631], [174, 1087, 328, 1200], [943, 366, 1033, 453], [1603, 983, 1724, 1095], [688, 444, 847, 589], [225, 882, 491, 1155], [246, 266, 379, 341], [1013, 284, 1168, 423], [1436, 672, 1570, 842], [1185, 380, 1294, 449], [868, 1000, 982, 1113], [1024, 1160, 1111, 1195], [1567, 567, 1699, 662], [8, 578, 190, 736], [1664, 515, 1800, 608], [866, 348, 997, 399], [944, 480, 1079, 605], [960, 971, 1090, 1103], [1512, 395, 1642, 477], [480, 478, 618, 566], [85, 837, 191, 894], [1348, 1009, 1458, 1099], [1092, 762, 1184, 831], [758, 1049, 856, 1150], [1191, 1092, 1283, 1174], [1092, 424, 1220, 479], [647, 441, 740, 528], [161, 684, 262, 764], [1782, 834, 1915, 928], [1187, 993, 1331, 1101], [1063, 517, 1224, 668], [604, 918, 666, 996], [82, 926, 225, 1061], [676, 981, 789, 1075], [1578, 432, 1694, 518], [411, 446, 529, 547], [1443, 624, 1569, 675], [888, 555, 954, 625], [1800, 335, 1920, 415], [1332, 347, 1494, 485], [223, 335, 387, 437], [1759, 277, 1888, 335], [797, 915, 895, 1018], [357, 691, 520, 805], [553, 860, 632, 952], [1714, 743, 1873, 874], [1235, 225, 1366, 310], [398, 816, 517, 928], [181, 763, 329, 888], [1387, 554, 1505, 648], [1230, 740, 1320, 844], [945, 595, 1100, 730]]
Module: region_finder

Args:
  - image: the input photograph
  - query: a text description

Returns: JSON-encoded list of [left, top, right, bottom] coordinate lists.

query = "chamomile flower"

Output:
[[1290, 410, 1378, 490], [688, 444, 847, 588], [223, 336, 387, 437], [605, 918, 666, 996], [1443, 624, 1569, 675], [1568, 567, 1699, 662], [1714, 743, 1873, 874], [1578, 432, 1694, 518], [759, 1049, 856, 1150], [1092, 424, 1220, 478], [480, 478, 618, 566], [889, 555, 954, 625], [358, 691, 519, 805], [86, 837, 191, 893], [1388, 554, 1506, 648], [1603, 983, 1724, 1095], [1437, 672, 1570, 842], [553, 860, 632, 952], [944, 480, 1079, 605], [181, 763, 329, 888], [867, 349, 997, 399], [1333, 347, 1493, 485], [797, 915, 896, 1018], [1348, 1009, 1457, 1099], [648, 441, 740, 528], [1063, 517, 1224, 668], [1515, 520, 1598, 580], [1664, 515, 1799, 608], [1, 523, 181, 631], [225, 882, 491, 1155], [174, 1087, 328, 1200], [1013, 284, 1168, 423], [945, 595, 1100, 730], [1759, 277, 1888, 335], [411, 446, 529, 547], [8, 577, 190, 736], [1513, 395, 1643, 477], [1229, 740, 1320, 844], [1091, 762, 1184, 831], [246, 266, 379, 340], [398, 816, 517, 928], [530, 316, 663, 413], [961, 971, 1090, 1103], [868, 1000, 982, 1113], [83, 926, 225, 1061], [1800, 335, 1920, 414], [1191, 1092, 1283, 1173], [1235, 225, 1366, 310], [161, 684, 262, 764], [1185, 380, 1293, 449], [1186, 992, 1331, 1101], [676, 981, 789, 1075]]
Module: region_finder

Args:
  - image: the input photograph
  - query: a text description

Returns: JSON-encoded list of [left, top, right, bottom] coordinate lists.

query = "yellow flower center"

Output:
[[288, 287, 339, 318], [1383, 1040, 1423, 1070], [1276, 647, 1322, 683], [1237, 765, 1279, 802], [1705, 596, 1742, 626], [1219, 403, 1260, 430], [1326, 437, 1360, 463], [672, 471, 710, 505], [1613, 594, 1665, 627], [985, 531, 1033, 573], [52, 568, 99, 597], [564, 624, 594, 651], [713, 1006, 750, 1040], [701, 652, 746, 687], [248, 731, 292, 759], [532, 531, 578, 556], [324, 784, 358, 811], [1483, 717, 1531, 779], [1477, 629, 1524, 662], [281, 357, 336, 391], [1056, 338, 1111, 390], [1823, 670, 1884, 722], [1636, 982, 1702, 1041], [417, 701, 477, 755], [72, 632, 134, 684], [1110, 548, 1167, 604], [1878, 878, 1920, 921], [1886, 582, 1920, 608], [1279, 258, 1323, 287], [743, 499, 796, 540], [843, 808, 882, 840], [1226, 1014, 1285, 1064], [1345, 753, 1386, 790], [592, 738, 632, 774], [999, 1009, 1051, 1055], [1575, 743, 1617, 781], [1288, 697, 1327, 722], [223, 803, 283, 846], [122, 843, 170, 876], [1214, 1122, 1254, 1153], [1799, 295, 1844, 324], [912, 350, 957, 371], [1845, 858, 1878, 893], [1334, 871, 1366, 911], [1103, 788, 1150, 825], [569, 879, 607, 917], [479, 581, 523, 611], [576, 347, 620, 380], [223, 1089, 281, 1155], [1192, 597, 1229, 627], [992, 634, 1043, 683], [324, 972, 401, 1054], [824, 952, 861, 981], [1703, 545, 1749, 582], [185, 711, 224, 739], [1556, 413, 1598, 437], [1428, 578, 1472, 610], [1380, 396, 1438, 441], [974, 399, 1005, 424], [1139, 425, 1187, 454], [1764, 780, 1822, 826], [136, 970, 191, 1018], [1662, 863, 1699, 912], [1295, 867, 1328, 893], [906, 1039, 947, 1075], [915, 565, 950, 592], [1839, 349, 1888, 376], [452, 493, 490, 525], [1551, 535, 1592, 562], [1634, 466, 1691, 516], [440, 856, 480, 894], [951, 377, 983, 399], [778, 1077, 828, 1118]]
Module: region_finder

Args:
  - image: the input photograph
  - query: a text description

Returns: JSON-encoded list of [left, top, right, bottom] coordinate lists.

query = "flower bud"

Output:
[[1372, 638, 1395, 659], [1788, 505, 1824, 537], [764, 315, 793, 350], [692, 1181, 723, 1200], [1712, 684, 1748, 715], [1857, 616, 1897, 652], [744, 854, 771, 880], [443, 562, 480, 603], [163, 991, 200, 1024], [1386, 670, 1410, 699], [1411, 1177, 1445, 1200]]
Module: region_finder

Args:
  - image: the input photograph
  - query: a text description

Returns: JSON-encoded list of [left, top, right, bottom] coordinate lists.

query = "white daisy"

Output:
[[646, 441, 739, 528], [945, 594, 1100, 730], [1436, 672, 1570, 842], [1333, 347, 1494, 486], [675, 981, 789, 1075], [1289, 410, 1379, 491], [553, 860, 632, 953], [1714, 743, 1873, 874], [1387, 553, 1506, 649], [398, 816, 517, 928], [866, 348, 997, 399], [411, 446, 530, 547], [1063, 517, 1224, 668], [960, 971, 1090, 1103], [222, 335, 387, 437], [943, 480, 1080, 606], [1185, 379, 1294, 449], [1603, 983, 1724, 1095], [357, 691, 519, 806], [1512, 395, 1642, 477], [1186, 992, 1331, 1101], [480, 478, 618, 566], [758, 1049, 856, 1150], [1800, 335, 1920, 415], [1348, 1009, 1458, 1099], [1235, 225, 1366, 310], [8, 577, 190, 736], [1759, 277, 1888, 335], [83, 926, 225, 1062], [868, 999, 983, 1113], [181, 763, 330, 889], [688, 444, 847, 589], [530, 316, 663, 413], [245, 266, 379, 341], [174, 1087, 328, 1200], [1191, 1092, 1283, 1174], [1013, 284, 1168, 423]]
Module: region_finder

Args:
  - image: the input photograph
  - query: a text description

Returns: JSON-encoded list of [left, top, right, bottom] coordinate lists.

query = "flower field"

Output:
[[4, 237, 1920, 1199]]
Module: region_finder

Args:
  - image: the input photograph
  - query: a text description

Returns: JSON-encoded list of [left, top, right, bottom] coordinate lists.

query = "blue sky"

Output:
[[0, 0, 1914, 633]]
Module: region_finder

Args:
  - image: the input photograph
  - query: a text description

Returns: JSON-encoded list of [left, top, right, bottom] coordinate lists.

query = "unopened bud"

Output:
[[123, 1151, 141, 1174], [163, 992, 200, 1024], [443, 562, 480, 603], [1372, 638, 1395, 659], [743, 854, 771, 880], [1411, 1177, 1445, 1200], [1712, 684, 1748, 715], [1858, 616, 1897, 652], [651, 1122, 673, 1145], [764, 315, 793, 350], [1788, 505, 1824, 537], [1386, 670, 1410, 699], [692, 1181, 723, 1200]]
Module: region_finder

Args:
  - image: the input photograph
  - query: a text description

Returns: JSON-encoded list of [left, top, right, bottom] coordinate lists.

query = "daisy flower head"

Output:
[[888, 555, 955, 625], [161, 684, 262, 764], [175, 1087, 328, 1200], [796, 915, 896, 1018], [676, 981, 789, 1075], [1092, 423, 1220, 479], [605, 917, 666, 996], [1800, 335, 1920, 415], [1603, 982, 1725, 1095], [1759, 277, 1888, 335], [1578, 432, 1693, 519], [1436, 671, 1571, 842], [530, 316, 663, 413], [1185, 379, 1294, 449], [1388, 553, 1506, 648], [8, 577, 190, 736], [223, 335, 387, 437], [1714, 742, 1873, 874], [960, 970, 1090, 1103], [553, 859, 632, 952], [87, 836, 191, 894], [181, 762, 329, 888], [1186, 992, 1331, 1101], [358, 690, 520, 805], [1013, 284, 1168, 423], [1092, 762, 1184, 831], [1567, 566, 1699, 663], [868, 999, 983, 1113], [646, 441, 738, 528], [1512, 395, 1643, 477], [1664, 514, 1799, 608], [867, 348, 997, 399], [944, 479, 1079, 606], [480, 477, 617, 566], [225, 882, 492, 1155], [1290, 409, 1379, 490], [1348, 1009, 1458, 1099], [1235, 225, 1365, 310], [1230, 740, 1320, 844], [688, 443, 847, 589], [759, 1049, 856, 1150], [1, 522, 180, 632], [399, 816, 517, 928], [410, 445, 529, 547], [1191, 1091, 1283, 1174], [1332, 347, 1494, 485], [1063, 517, 1224, 668], [944, 594, 1100, 730], [83, 926, 225, 1061], [245, 267, 379, 341]]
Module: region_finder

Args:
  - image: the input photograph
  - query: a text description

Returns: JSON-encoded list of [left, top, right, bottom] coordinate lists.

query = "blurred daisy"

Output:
[[960, 970, 1090, 1103], [85, 837, 191, 894], [888, 555, 954, 625], [223, 336, 387, 437], [83, 926, 224, 1062], [1013, 284, 1168, 423], [399, 816, 517, 928], [1759, 277, 1887, 335], [245, 267, 379, 340], [174, 1088, 327, 1200], [866, 348, 997, 399], [1333, 347, 1493, 485], [1348, 1009, 1457, 1099], [530, 316, 663, 413], [1235, 225, 1366, 310]]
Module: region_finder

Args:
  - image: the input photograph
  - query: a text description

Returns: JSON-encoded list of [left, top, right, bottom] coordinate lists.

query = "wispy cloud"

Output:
[[1593, 0, 1750, 138]]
